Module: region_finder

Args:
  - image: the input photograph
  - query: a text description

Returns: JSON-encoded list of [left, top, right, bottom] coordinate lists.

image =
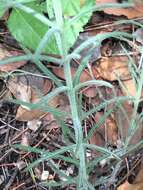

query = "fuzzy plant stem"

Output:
[[63, 58, 89, 189], [125, 64, 143, 147], [51, 0, 89, 188]]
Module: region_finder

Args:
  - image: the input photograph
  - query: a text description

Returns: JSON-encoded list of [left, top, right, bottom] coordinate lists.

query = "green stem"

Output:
[[51, 1, 88, 187], [125, 67, 143, 147], [63, 58, 88, 189]]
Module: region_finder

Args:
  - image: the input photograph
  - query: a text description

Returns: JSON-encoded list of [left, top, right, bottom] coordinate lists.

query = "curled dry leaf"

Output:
[[95, 56, 137, 96], [14, 161, 26, 170], [96, 0, 117, 4], [7, 67, 53, 121], [51, 66, 91, 82], [27, 119, 41, 131], [51, 66, 99, 97], [96, 56, 130, 81], [89, 112, 118, 148], [80, 86, 97, 97], [16, 93, 69, 121], [41, 171, 49, 181], [21, 132, 31, 146], [118, 167, 143, 190], [72, 32, 101, 63], [115, 102, 143, 145], [106, 115, 118, 144], [7, 74, 52, 108], [118, 181, 143, 190], [16, 94, 61, 121], [7, 76, 32, 103], [133, 28, 143, 45], [96, 0, 143, 19], [122, 79, 136, 97], [0, 44, 27, 72], [16, 107, 45, 121]]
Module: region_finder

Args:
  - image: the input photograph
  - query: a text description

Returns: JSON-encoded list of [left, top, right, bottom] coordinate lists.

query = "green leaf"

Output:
[[0, 8, 5, 18], [62, 0, 80, 16], [0, 0, 7, 18], [7, 2, 58, 54], [74, 80, 113, 92], [7, 0, 95, 55], [0, 0, 37, 19], [62, 0, 95, 53]]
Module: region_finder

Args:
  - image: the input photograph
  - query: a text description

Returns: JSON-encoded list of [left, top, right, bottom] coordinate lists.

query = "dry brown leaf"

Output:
[[51, 66, 91, 82], [7, 71, 54, 121], [118, 168, 143, 190], [16, 95, 61, 121], [115, 102, 143, 145], [16, 107, 45, 121], [90, 132, 105, 147], [42, 113, 55, 122], [7, 76, 32, 103], [96, 56, 129, 81], [90, 113, 118, 146], [95, 56, 137, 96], [52, 66, 101, 97], [16, 94, 69, 121], [117, 181, 143, 190], [96, 0, 143, 19], [133, 28, 143, 45], [51, 66, 100, 97], [27, 120, 41, 131], [106, 116, 118, 144], [81, 86, 97, 97], [7, 75, 52, 115], [0, 44, 27, 71], [7, 75, 52, 101], [122, 79, 136, 97], [96, 0, 117, 3], [21, 132, 31, 146], [134, 167, 143, 183]]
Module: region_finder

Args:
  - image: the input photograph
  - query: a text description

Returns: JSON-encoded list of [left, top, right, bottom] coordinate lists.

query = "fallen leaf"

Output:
[[16, 107, 45, 121], [90, 131, 105, 153], [95, 56, 138, 96], [14, 161, 26, 170], [27, 119, 41, 131], [90, 112, 118, 147], [118, 167, 143, 190], [8, 75, 52, 111], [51, 65, 91, 82], [7, 76, 32, 104], [72, 32, 101, 63], [41, 171, 49, 181], [51, 65, 101, 97], [106, 116, 118, 144], [115, 102, 143, 145], [0, 44, 27, 71], [7, 65, 55, 121], [81, 86, 98, 97], [96, 0, 117, 4], [96, 0, 143, 19], [133, 28, 143, 45], [134, 167, 143, 183], [21, 132, 31, 147], [15, 91, 69, 121], [96, 56, 130, 81], [122, 79, 136, 97], [15, 95, 61, 121]]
